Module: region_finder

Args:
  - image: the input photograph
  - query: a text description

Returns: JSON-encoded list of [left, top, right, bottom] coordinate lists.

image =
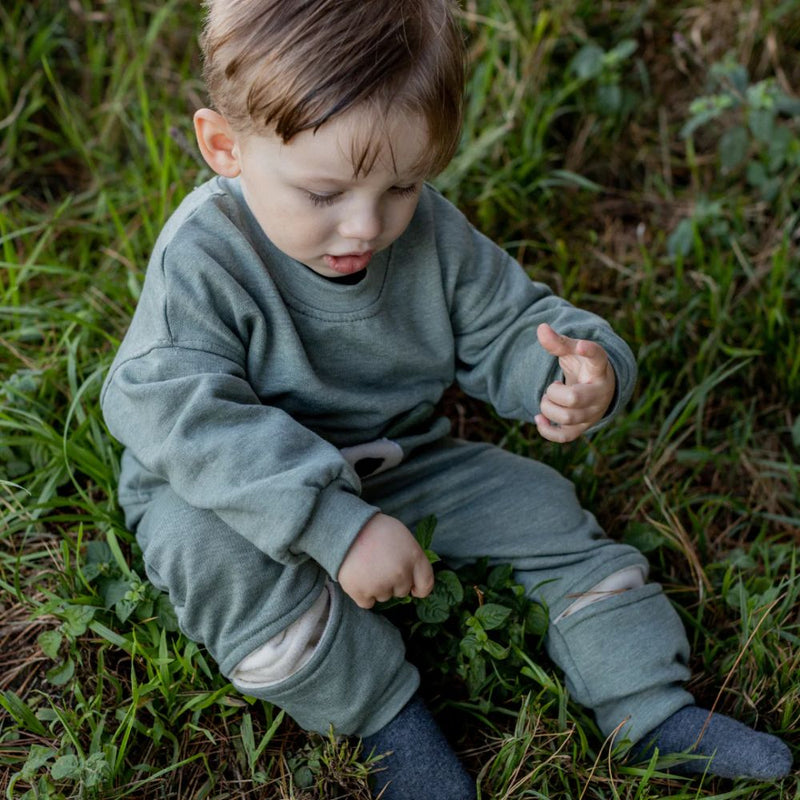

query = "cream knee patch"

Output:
[[555, 565, 646, 623], [231, 584, 332, 689]]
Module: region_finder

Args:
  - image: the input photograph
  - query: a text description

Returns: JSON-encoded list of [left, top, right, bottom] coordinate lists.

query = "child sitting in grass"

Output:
[[100, 1, 792, 797]]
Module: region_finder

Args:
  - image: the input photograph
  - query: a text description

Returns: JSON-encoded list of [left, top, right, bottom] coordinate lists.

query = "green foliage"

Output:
[[1, 0, 798, 798], [284, 731, 374, 799], [682, 56, 800, 205], [669, 54, 800, 261], [386, 519, 550, 705], [436, 2, 642, 235]]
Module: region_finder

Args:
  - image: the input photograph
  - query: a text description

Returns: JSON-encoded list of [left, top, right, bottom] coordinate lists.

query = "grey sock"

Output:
[[362, 694, 476, 800], [630, 705, 793, 780]]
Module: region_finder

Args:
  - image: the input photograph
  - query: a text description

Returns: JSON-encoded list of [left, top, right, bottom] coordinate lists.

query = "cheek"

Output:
[[387, 199, 420, 237], [252, 196, 323, 243]]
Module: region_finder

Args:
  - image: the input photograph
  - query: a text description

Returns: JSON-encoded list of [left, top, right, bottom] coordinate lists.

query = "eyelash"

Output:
[[305, 184, 419, 207]]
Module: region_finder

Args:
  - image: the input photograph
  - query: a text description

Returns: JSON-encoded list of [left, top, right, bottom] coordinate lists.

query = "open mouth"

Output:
[[322, 251, 373, 274]]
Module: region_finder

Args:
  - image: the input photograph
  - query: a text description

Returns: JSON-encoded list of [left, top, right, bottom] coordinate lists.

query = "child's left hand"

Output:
[[534, 322, 616, 443]]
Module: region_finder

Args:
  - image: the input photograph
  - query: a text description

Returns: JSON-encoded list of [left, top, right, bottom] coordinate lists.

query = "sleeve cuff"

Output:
[[293, 481, 380, 579]]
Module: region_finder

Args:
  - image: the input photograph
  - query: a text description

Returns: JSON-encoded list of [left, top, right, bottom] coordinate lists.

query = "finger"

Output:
[[543, 383, 605, 416], [534, 414, 584, 443], [392, 581, 413, 599], [355, 594, 376, 610], [411, 559, 435, 598], [574, 338, 610, 379], [543, 380, 580, 408], [537, 323, 578, 358], [539, 395, 592, 427]]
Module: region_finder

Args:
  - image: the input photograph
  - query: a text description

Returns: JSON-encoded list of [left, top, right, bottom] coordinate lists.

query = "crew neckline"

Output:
[[221, 176, 391, 318]]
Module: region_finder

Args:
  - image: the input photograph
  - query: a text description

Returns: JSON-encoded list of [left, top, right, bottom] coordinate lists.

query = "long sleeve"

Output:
[[101, 198, 378, 578], [429, 190, 637, 424]]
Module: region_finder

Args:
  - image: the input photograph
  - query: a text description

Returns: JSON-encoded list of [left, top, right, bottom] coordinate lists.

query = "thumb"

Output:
[[537, 323, 578, 358], [411, 558, 435, 599]]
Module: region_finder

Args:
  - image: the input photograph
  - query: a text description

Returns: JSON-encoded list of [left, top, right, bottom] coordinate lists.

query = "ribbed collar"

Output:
[[221, 176, 391, 319]]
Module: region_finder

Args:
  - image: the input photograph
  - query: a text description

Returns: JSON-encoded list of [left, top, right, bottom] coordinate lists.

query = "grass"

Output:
[[1, 0, 798, 797]]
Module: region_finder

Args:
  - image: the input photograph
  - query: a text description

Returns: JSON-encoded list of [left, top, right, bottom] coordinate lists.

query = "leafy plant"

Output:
[[669, 54, 800, 259], [385, 518, 549, 705]]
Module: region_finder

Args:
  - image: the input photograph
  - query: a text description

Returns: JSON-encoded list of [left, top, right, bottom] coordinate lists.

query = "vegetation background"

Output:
[[1, 0, 799, 797]]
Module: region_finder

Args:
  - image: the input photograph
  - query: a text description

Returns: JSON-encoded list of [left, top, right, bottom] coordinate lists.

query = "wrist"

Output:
[[294, 486, 379, 578]]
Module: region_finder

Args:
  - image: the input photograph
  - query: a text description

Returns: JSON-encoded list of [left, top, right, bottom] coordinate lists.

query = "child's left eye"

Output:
[[391, 184, 419, 198], [306, 191, 341, 207]]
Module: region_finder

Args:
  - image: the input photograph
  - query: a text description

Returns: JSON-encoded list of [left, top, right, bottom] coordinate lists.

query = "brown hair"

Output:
[[200, 0, 465, 176]]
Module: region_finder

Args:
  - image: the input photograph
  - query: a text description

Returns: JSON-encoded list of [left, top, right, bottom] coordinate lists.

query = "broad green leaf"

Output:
[[748, 108, 774, 143], [718, 125, 748, 172], [570, 44, 604, 80], [466, 655, 487, 698], [46, 658, 75, 686], [156, 593, 179, 631], [482, 639, 510, 660], [667, 218, 694, 258], [61, 604, 95, 637], [474, 603, 512, 631], [20, 744, 55, 779], [526, 603, 549, 636], [413, 515, 437, 551], [487, 563, 513, 590], [436, 570, 464, 606], [37, 630, 62, 660], [460, 633, 481, 659], [622, 521, 665, 553], [595, 83, 622, 115], [51, 754, 81, 781], [416, 591, 450, 624], [606, 39, 638, 63]]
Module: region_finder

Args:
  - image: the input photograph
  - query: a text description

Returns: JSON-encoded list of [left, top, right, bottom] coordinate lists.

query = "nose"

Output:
[[338, 199, 382, 243]]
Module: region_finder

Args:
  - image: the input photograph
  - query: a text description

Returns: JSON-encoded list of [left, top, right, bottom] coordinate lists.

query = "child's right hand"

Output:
[[337, 513, 435, 609]]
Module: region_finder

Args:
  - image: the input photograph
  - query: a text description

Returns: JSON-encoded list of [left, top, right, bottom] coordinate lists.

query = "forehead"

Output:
[[276, 108, 432, 181]]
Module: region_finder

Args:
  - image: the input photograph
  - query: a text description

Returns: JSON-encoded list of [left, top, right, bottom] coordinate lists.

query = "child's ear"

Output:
[[194, 109, 242, 177]]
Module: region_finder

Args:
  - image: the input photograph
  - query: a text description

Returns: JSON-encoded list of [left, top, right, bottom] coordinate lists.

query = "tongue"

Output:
[[324, 252, 372, 274]]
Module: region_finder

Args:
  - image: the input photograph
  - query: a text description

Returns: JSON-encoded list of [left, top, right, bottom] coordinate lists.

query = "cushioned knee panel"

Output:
[[232, 584, 332, 688], [547, 583, 693, 742], [238, 585, 419, 737]]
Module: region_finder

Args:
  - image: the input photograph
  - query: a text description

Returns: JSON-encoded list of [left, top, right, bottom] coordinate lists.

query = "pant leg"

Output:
[[361, 438, 693, 743], [133, 486, 418, 737]]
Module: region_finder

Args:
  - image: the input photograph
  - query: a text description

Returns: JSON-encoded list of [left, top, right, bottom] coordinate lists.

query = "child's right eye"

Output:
[[305, 191, 341, 207]]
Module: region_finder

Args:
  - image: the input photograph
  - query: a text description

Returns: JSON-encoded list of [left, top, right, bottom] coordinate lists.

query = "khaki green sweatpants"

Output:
[[132, 438, 693, 740]]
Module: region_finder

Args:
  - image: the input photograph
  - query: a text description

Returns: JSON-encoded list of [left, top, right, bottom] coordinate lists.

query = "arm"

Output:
[[434, 201, 636, 428], [100, 223, 378, 578], [102, 346, 377, 578]]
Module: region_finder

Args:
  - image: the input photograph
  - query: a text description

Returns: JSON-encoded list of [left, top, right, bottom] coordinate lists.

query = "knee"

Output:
[[231, 583, 332, 689], [555, 564, 647, 623]]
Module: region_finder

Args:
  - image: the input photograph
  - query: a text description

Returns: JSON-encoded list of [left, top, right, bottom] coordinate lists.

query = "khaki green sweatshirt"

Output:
[[101, 178, 636, 580]]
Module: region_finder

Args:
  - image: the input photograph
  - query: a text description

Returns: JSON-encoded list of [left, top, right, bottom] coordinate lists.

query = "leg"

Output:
[[363, 439, 693, 742], [364, 439, 792, 779], [134, 486, 476, 797], [134, 486, 418, 737]]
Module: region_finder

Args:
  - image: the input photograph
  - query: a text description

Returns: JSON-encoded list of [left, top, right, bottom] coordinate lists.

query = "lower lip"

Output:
[[323, 251, 373, 275]]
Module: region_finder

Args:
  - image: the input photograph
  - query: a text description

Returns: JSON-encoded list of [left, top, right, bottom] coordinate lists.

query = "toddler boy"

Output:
[[101, 1, 792, 797]]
